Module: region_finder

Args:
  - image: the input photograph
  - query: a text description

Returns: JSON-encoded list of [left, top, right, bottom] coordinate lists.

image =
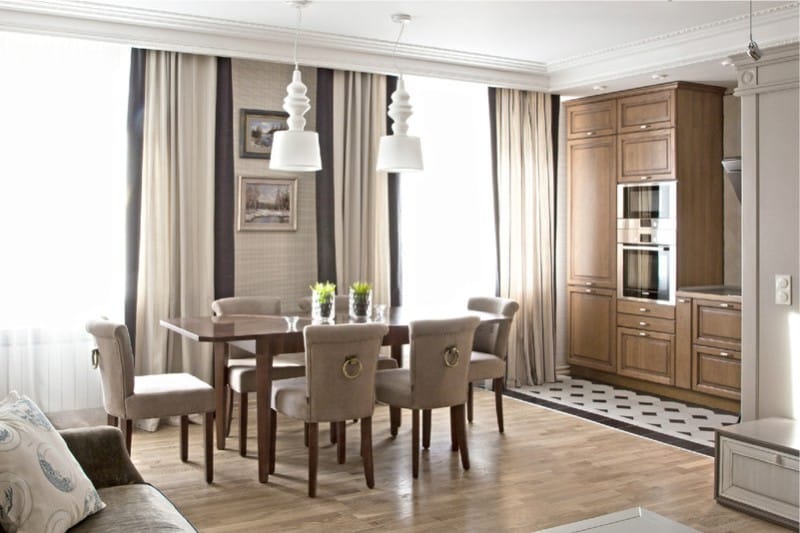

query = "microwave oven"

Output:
[[617, 181, 677, 231]]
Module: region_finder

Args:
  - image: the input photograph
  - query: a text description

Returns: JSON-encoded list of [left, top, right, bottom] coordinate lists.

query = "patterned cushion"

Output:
[[0, 392, 105, 533]]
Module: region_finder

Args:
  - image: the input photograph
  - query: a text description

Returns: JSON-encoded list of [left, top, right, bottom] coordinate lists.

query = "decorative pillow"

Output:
[[0, 392, 105, 533]]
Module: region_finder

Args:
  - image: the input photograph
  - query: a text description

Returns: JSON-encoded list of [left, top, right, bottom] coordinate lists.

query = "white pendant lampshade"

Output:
[[270, 68, 321, 171], [377, 78, 423, 172], [376, 14, 423, 173]]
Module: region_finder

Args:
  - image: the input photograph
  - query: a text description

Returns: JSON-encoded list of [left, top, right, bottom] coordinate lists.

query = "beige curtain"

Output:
[[134, 51, 216, 428], [331, 71, 390, 306], [495, 89, 557, 386]]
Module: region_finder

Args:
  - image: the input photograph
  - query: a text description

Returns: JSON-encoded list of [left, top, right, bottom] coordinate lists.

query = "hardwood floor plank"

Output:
[[125, 390, 783, 532]]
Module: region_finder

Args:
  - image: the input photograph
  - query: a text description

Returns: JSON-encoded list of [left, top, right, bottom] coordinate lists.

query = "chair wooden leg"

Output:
[[270, 409, 277, 474], [411, 409, 420, 479], [467, 382, 474, 423], [239, 392, 248, 457], [107, 414, 118, 427], [454, 404, 470, 471], [389, 406, 400, 437], [180, 415, 189, 462], [422, 409, 431, 450], [493, 377, 505, 434], [336, 421, 346, 464], [204, 411, 213, 483], [361, 417, 374, 489], [225, 386, 234, 437], [122, 419, 132, 455], [450, 407, 458, 452], [330, 421, 337, 444], [308, 422, 318, 497]]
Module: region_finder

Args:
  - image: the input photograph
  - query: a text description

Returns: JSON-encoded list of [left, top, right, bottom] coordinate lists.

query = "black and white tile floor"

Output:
[[506, 376, 739, 456]]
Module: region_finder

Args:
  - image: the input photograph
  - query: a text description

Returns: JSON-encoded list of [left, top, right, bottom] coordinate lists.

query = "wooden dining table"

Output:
[[160, 307, 509, 483]]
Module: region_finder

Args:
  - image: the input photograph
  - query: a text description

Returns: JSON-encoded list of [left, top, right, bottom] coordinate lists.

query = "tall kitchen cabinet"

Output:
[[566, 82, 727, 408]]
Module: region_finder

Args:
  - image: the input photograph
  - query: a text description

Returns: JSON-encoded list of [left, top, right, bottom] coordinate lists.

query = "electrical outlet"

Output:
[[775, 275, 792, 305]]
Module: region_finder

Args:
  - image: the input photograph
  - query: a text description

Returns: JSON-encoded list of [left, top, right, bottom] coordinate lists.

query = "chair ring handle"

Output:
[[342, 355, 363, 380], [91, 348, 100, 369], [443, 345, 460, 368]]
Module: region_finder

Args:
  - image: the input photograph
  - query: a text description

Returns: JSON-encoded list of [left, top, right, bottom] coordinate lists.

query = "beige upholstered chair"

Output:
[[375, 316, 479, 478], [465, 296, 519, 433], [211, 296, 305, 456], [85, 318, 215, 483], [270, 323, 388, 497]]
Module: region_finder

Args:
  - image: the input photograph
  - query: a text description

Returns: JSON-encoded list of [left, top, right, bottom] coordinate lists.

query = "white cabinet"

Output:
[[715, 418, 799, 529]]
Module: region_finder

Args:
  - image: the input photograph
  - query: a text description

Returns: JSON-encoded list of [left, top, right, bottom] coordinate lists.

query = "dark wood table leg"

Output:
[[213, 341, 227, 450], [256, 338, 273, 483], [391, 343, 403, 368], [390, 342, 403, 429]]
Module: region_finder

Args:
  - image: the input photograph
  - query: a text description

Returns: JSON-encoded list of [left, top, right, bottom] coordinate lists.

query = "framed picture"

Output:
[[238, 176, 298, 231], [239, 109, 288, 159]]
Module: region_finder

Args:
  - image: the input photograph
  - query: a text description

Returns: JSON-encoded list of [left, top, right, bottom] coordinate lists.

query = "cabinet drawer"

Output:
[[617, 312, 675, 334], [617, 327, 674, 385], [618, 129, 676, 183], [717, 436, 799, 527], [566, 100, 616, 140], [693, 298, 741, 350], [617, 299, 675, 319], [618, 90, 675, 133], [693, 345, 740, 399]]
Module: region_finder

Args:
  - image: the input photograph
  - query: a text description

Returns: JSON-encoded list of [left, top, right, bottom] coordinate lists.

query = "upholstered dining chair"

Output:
[[375, 316, 479, 478], [85, 318, 215, 482], [465, 296, 519, 433], [270, 322, 388, 497], [211, 296, 306, 456]]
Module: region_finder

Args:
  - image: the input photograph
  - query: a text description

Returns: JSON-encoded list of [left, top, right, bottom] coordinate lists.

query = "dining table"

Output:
[[160, 307, 510, 483]]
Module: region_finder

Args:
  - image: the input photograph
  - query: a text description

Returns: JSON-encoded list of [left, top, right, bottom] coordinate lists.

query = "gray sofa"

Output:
[[10, 426, 196, 532]]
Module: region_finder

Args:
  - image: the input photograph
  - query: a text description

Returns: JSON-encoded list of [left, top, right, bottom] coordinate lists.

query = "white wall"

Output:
[[735, 44, 800, 421]]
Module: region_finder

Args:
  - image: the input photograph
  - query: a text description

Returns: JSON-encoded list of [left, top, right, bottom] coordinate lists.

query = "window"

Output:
[[398, 75, 496, 310], [0, 32, 129, 411]]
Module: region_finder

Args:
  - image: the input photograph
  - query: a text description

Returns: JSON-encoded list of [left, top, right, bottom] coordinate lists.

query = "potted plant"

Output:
[[349, 281, 373, 320], [310, 281, 336, 322]]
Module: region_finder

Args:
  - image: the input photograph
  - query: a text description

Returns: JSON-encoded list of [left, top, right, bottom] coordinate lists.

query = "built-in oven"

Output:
[[617, 181, 677, 231], [618, 228, 676, 304]]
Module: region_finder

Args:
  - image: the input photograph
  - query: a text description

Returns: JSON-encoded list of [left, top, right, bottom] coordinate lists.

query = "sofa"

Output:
[[4, 425, 197, 532]]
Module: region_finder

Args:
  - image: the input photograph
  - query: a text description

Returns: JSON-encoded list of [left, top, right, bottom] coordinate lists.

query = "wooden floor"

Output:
[[125, 390, 784, 532]]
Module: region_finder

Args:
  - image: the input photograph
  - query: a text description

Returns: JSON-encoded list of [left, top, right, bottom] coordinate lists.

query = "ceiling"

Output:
[[1, 0, 798, 94]]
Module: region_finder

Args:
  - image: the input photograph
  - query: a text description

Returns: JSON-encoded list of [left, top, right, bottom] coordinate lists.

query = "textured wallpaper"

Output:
[[231, 59, 318, 313]]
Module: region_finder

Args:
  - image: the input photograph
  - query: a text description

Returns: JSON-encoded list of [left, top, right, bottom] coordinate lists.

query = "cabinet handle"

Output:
[[639, 332, 648, 337], [640, 176, 652, 181], [639, 307, 649, 313], [585, 282, 593, 286], [585, 289, 593, 293], [586, 131, 595, 136], [678, 298, 687, 303], [720, 351, 730, 357], [639, 321, 648, 326], [640, 124, 649, 129], [719, 303, 730, 308]]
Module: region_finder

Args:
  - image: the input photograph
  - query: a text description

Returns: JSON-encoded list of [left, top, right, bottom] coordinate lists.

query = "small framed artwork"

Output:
[[238, 176, 298, 231], [239, 109, 288, 159]]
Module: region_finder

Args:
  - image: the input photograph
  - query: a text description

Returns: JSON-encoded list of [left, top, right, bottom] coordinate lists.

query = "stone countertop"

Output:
[[676, 285, 742, 303]]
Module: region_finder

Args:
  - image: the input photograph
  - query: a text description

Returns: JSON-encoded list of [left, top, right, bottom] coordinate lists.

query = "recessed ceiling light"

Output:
[[651, 74, 668, 80], [592, 85, 607, 91]]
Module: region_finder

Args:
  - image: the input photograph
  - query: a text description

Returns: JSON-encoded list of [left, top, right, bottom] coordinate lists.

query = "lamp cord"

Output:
[[749, 0, 753, 41], [392, 20, 406, 80], [293, 5, 301, 69]]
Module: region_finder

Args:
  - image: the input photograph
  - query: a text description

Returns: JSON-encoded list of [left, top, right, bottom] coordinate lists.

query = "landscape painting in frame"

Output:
[[238, 176, 297, 231], [240, 109, 288, 159]]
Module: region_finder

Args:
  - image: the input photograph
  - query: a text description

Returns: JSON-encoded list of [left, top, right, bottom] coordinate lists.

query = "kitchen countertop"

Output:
[[676, 285, 742, 303]]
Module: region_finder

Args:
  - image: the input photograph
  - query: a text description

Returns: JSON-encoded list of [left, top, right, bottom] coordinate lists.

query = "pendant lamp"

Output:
[[270, 0, 321, 172], [746, 0, 762, 61], [376, 14, 423, 173]]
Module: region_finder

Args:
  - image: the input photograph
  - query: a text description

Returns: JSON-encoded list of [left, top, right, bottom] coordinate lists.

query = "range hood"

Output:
[[722, 157, 741, 202]]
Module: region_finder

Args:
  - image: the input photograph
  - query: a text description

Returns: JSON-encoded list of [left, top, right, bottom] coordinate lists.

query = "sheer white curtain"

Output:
[[398, 76, 496, 311], [0, 32, 129, 411]]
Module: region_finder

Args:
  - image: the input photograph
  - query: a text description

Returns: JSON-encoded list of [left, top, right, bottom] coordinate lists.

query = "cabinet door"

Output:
[[568, 286, 616, 371], [618, 129, 676, 183], [693, 299, 741, 350], [617, 327, 674, 385], [567, 137, 616, 288], [693, 345, 741, 399], [566, 100, 616, 140], [618, 90, 675, 133]]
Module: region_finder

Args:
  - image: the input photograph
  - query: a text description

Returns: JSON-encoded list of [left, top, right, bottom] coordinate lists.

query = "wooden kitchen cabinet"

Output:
[[618, 128, 676, 183], [568, 286, 616, 371], [693, 345, 741, 400], [693, 298, 742, 351], [674, 297, 693, 389], [617, 327, 674, 385], [567, 137, 616, 288], [617, 90, 675, 133], [566, 99, 616, 140]]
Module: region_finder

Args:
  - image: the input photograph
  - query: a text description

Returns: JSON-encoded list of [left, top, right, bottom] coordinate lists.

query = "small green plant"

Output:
[[310, 281, 336, 303], [350, 281, 372, 295]]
